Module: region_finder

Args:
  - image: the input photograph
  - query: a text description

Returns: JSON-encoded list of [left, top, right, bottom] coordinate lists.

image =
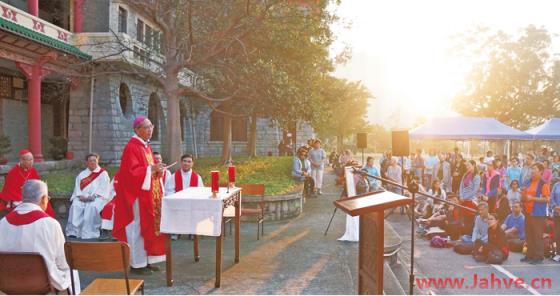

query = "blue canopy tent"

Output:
[[409, 117, 533, 158], [526, 118, 560, 140]]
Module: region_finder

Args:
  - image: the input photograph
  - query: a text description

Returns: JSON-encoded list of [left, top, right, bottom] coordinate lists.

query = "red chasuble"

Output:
[[174, 170, 199, 191], [113, 137, 166, 257], [0, 164, 55, 218], [101, 171, 119, 221], [5, 210, 49, 225]]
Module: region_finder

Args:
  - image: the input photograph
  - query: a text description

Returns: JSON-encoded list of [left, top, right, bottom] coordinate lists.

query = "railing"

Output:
[[0, 2, 72, 43]]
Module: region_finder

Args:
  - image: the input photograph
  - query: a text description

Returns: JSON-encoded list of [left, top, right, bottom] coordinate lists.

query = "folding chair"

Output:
[[0, 252, 54, 295]]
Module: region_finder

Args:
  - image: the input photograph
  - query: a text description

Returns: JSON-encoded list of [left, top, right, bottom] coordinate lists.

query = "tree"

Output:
[[312, 77, 372, 151], [451, 25, 559, 129]]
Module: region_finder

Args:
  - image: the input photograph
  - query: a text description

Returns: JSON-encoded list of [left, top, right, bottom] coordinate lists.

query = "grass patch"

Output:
[[10, 157, 296, 196]]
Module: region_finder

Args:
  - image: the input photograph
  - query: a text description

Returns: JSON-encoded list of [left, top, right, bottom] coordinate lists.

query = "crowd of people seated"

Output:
[[321, 146, 560, 266]]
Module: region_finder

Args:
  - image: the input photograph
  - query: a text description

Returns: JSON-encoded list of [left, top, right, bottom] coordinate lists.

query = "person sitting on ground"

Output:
[[495, 189, 511, 222], [0, 180, 74, 292], [454, 202, 489, 255], [66, 153, 111, 239], [0, 149, 55, 217], [473, 212, 509, 264], [386, 157, 403, 195], [501, 201, 525, 252], [419, 196, 462, 240], [417, 179, 447, 219]]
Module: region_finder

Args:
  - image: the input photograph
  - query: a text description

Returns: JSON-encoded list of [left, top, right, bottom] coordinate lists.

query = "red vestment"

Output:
[[0, 164, 55, 217], [174, 169, 200, 191], [113, 137, 166, 257], [100, 171, 119, 221]]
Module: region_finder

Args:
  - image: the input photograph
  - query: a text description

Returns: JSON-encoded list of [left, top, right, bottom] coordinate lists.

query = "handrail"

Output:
[[351, 167, 477, 213]]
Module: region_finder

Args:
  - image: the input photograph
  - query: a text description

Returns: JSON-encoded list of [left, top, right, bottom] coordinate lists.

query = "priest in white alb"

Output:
[[164, 153, 204, 195], [0, 180, 79, 293], [66, 153, 111, 239]]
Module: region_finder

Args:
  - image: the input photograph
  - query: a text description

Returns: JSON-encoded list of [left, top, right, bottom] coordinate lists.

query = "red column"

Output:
[[15, 52, 57, 162], [73, 0, 84, 33], [28, 0, 39, 17]]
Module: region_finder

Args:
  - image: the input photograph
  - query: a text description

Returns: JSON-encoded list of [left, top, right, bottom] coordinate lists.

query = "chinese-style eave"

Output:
[[0, 29, 88, 77]]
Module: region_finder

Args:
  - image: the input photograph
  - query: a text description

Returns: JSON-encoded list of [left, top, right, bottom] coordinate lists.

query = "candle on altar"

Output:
[[211, 171, 219, 194], [228, 165, 236, 184]]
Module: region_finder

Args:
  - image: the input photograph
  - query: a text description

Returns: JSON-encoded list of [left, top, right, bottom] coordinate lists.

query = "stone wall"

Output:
[[183, 105, 315, 158], [68, 71, 168, 164]]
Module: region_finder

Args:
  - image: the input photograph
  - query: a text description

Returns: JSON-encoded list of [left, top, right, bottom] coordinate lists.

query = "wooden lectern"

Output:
[[334, 191, 410, 295]]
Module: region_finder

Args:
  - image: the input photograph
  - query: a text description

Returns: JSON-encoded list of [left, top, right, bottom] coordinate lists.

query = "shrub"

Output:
[[49, 137, 68, 160]]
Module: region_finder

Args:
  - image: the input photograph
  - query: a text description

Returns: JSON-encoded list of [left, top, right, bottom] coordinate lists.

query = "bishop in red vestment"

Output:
[[0, 149, 55, 217], [113, 116, 166, 274]]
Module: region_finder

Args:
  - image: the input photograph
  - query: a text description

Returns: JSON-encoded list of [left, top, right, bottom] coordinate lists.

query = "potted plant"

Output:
[[48, 136, 68, 161], [65, 151, 74, 160], [0, 135, 11, 165]]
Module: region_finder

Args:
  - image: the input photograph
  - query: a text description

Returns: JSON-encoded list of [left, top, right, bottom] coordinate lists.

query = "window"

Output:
[[232, 118, 248, 141], [136, 19, 144, 42], [210, 111, 223, 141], [209, 111, 248, 142], [148, 93, 160, 141], [145, 25, 153, 48], [118, 7, 128, 33], [119, 83, 131, 115]]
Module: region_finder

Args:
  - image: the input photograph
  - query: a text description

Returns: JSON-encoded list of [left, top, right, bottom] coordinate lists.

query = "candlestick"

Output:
[[228, 165, 236, 187], [211, 170, 219, 197]]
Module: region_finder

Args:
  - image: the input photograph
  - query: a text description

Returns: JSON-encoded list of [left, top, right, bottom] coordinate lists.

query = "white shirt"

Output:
[[70, 166, 111, 202], [0, 203, 71, 291], [164, 169, 204, 195]]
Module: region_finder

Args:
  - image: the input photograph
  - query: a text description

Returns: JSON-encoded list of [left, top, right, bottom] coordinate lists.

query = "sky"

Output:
[[330, 0, 560, 129]]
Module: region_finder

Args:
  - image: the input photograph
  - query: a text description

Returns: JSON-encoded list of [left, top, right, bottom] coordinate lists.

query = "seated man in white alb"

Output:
[[66, 153, 111, 239], [165, 153, 204, 195], [164, 153, 203, 240], [0, 180, 77, 292]]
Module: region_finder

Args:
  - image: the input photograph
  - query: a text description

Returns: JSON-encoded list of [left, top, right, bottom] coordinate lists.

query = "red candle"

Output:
[[228, 165, 236, 183], [211, 171, 219, 193]]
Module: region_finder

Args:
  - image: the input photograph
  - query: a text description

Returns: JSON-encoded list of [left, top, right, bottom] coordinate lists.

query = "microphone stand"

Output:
[[351, 168, 476, 295]]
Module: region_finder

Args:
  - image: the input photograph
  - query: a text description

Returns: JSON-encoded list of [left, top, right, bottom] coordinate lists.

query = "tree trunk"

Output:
[[248, 113, 257, 157], [337, 134, 344, 153], [164, 79, 183, 164], [222, 111, 232, 162]]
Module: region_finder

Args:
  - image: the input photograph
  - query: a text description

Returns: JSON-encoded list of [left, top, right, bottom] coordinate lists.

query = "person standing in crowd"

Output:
[[308, 139, 326, 195], [482, 160, 501, 211], [339, 149, 354, 166], [506, 180, 522, 207], [451, 154, 466, 194], [113, 116, 166, 274], [496, 157, 507, 189], [424, 149, 438, 188], [292, 147, 313, 198], [521, 163, 550, 265], [484, 151, 495, 165], [380, 151, 392, 181], [551, 154, 560, 185], [412, 149, 425, 187], [542, 160, 553, 184], [506, 157, 522, 191], [434, 153, 451, 192], [386, 157, 403, 195], [502, 201, 526, 253], [550, 180, 560, 257], [473, 212, 509, 264], [459, 160, 481, 234], [361, 156, 380, 191], [521, 153, 535, 187], [66, 153, 111, 239], [536, 147, 549, 163]]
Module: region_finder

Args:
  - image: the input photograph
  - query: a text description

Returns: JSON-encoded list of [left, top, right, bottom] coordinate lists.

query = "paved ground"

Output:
[[387, 213, 560, 295], [78, 170, 361, 294]]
